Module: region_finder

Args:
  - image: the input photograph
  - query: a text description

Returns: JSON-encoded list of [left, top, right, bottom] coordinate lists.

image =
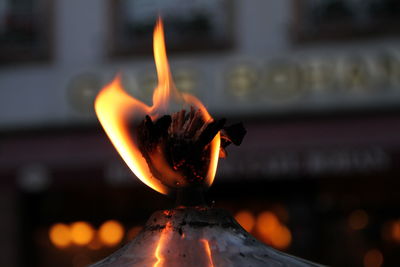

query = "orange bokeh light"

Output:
[[70, 222, 95, 246], [235, 210, 256, 232], [363, 249, 383, 267], [348, 209, 369, 230], [94, 17, 220, 195], [256, 211, 292, 250], [272, 225, 292, 250], [392, 220, 400, 242], [49, 223, 71, 248], [382, 219, 400, 243], [98, 220, 125, 246], [256, 211, 280, 236]]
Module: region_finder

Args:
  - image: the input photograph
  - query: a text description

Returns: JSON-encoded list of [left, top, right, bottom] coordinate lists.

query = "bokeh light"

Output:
[[256, 211, 280, 236], [348, 209, 369, 230], [255, 211, 292, 250], [272, 225, 292, 250], [234, 210, 256, 232], [49, 223, 71, 248], [381, 219, 400, 243], [70, 222, 95, 246], [99, 220, 125, 246], [363, 249, 383, 267], [391, 220, 400, 242]]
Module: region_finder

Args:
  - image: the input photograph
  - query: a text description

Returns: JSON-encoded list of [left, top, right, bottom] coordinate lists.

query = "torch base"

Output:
[[90, 207, 323, 267]]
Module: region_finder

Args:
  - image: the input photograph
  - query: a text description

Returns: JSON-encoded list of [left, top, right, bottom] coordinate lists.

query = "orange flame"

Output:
[[95, 18, 220, 194]]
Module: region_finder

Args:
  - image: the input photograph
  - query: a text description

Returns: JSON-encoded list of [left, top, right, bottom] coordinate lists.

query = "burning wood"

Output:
[[136, 107, 246, 192]]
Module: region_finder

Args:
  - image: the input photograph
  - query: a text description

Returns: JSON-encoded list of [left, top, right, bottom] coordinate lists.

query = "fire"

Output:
[[95, 18, 220, 194]]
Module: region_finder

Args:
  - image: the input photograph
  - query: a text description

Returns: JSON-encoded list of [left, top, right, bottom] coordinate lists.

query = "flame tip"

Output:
[[113, 74, 123, 84]]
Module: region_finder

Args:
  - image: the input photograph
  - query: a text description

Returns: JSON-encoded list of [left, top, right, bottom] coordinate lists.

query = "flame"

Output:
[[200, 239, 215, 267], [95, 18, 220, 194]]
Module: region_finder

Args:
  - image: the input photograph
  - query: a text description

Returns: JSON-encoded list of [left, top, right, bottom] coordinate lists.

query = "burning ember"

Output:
[[95, 18, 245, 197], [91, 18, 321, 267]]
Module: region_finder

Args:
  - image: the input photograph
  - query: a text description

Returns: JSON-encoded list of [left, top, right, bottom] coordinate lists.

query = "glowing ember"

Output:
[[94, 18, 223, 195]]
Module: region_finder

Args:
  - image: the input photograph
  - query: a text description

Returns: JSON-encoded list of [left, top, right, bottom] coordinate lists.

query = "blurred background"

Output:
[[1, 0, 400, 266]]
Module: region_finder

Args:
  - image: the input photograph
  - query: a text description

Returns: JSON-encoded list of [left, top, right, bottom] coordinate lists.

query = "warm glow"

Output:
[[127, 226, 143, 240], [256, 211, 280, 236], [200, 239, 215, 267], [392, 220, 400, 242], [272, 204, 289, 223], [256, 211, 292, 250], [99, 220, 125, 246], [49, 223, 71, 248], [382, 220, 400, 243], [272, 225, 292, 250], [95, 17, 220, 195], [72, 254, 92, 267], [348, 209, 369, 230], [363, 249, 383, 267], [70, 222, 95, 246], [88, 238, 102, 250], [154, 222, 173, 267], [235, 210, 256, 232]]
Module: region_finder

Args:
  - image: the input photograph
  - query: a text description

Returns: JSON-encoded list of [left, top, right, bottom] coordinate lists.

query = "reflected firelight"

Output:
[[200, 239, 215, 267], [154, 222, 173, 267]]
